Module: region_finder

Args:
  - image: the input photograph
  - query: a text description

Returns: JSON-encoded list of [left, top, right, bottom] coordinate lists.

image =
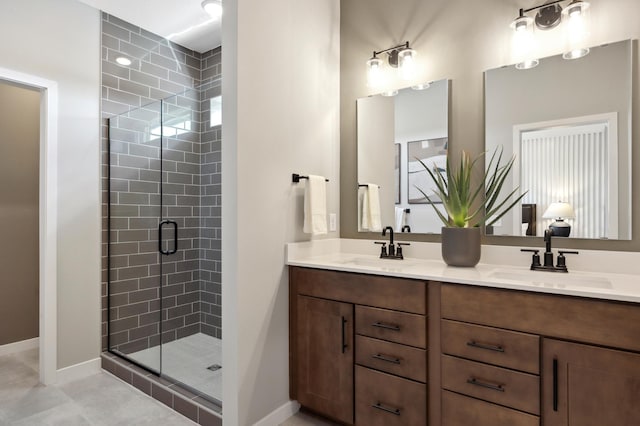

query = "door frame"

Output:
[[0, 66, 58, 385]]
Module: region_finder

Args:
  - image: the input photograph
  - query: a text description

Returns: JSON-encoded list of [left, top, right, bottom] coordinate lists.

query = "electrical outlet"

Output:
[[329, 213, 337, 231]]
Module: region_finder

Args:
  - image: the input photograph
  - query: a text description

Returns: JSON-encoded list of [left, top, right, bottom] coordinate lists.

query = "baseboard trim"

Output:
[[0, 337, 39, 357], [253, 400, 301, 426], [56, 357, 101, 384]]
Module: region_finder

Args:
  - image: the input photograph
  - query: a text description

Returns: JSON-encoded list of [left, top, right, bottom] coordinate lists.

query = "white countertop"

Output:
[[286, 239, 640, 304]]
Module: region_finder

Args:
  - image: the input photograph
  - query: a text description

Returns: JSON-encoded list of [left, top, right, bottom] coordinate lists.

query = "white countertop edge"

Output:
[[286, 240, 640, 304]]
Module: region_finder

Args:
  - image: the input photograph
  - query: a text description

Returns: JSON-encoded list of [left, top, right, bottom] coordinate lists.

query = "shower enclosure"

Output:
[[107, 80, 222, 403]]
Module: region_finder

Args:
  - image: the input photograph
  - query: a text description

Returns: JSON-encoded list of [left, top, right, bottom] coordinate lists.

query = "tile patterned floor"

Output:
[[0, 349, 196, 425], [127, 333, 222, 402]]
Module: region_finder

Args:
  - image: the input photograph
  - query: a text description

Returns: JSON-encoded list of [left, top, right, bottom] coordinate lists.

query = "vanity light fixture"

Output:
[[115, 56, 132, 67], [366, 41, 417, 88], [543, 201, 576, 237], [202, 0, 222, 18], [510, 0, 591, 68]]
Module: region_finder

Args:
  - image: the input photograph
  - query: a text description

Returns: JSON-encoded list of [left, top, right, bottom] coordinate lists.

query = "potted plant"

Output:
[[416, 148, 526, 267]]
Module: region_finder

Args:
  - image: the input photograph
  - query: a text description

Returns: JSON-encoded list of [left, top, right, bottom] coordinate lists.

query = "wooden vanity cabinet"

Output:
[[542, 339, 640, 426], [295, 295, 354, 424], [440, 283, 640, 426], [290, 267, 428, 425]]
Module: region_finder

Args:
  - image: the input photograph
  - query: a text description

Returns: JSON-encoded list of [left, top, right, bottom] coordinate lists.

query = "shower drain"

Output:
[[207, 364, 222, 371]]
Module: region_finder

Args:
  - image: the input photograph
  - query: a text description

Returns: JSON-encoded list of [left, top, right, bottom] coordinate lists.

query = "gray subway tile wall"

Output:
[[100, 12, 222, 355]]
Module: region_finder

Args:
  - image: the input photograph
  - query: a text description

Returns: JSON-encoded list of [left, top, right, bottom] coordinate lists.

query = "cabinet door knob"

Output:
[[341, 317, 348, 353]]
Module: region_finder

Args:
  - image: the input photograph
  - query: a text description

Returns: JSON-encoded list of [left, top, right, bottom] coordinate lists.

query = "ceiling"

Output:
[[78, 0, 221, 53]]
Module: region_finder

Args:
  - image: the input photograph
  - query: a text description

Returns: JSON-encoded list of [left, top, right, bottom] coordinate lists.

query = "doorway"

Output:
[[0, 67, 58, 385]]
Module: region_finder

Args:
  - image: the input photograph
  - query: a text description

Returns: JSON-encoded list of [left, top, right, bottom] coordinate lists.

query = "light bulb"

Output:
[[398, 48, 416, 81], [366, 57, 383, 88], [510, 15, 538, 70], [562, 1, 590, 60]]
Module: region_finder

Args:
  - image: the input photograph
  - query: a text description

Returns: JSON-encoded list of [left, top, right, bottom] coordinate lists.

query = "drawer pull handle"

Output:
[[372, 353, 401, 364], [372, 321, 401, 331], [341, 317, 348, 354], [553, 358, 558, 411], [466, 340, 505, 353], [467, 377, 505, 392], [372, 402, 401, 416]]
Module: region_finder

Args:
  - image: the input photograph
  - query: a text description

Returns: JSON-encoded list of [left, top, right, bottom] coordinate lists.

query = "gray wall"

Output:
[[0, 82, 40, 346], [340, 0, 640, 251], [101, 12, 222, 354]]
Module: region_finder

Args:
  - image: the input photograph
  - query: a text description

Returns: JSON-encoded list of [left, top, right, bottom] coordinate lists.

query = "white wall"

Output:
[[0, 0, 101, 369], [223, 0, 340, 424]]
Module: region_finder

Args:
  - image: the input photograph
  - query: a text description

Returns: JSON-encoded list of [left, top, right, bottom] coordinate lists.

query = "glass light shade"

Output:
[[543, 202, 576, 219], [366, 57, 383, 88], [381, 90, 398, 97], [510, 15, 539, 70], [398, 48, 416, 80], [562, 1, 590, 60], [202, 0, 222, 18], [411, 82, 431, 90]]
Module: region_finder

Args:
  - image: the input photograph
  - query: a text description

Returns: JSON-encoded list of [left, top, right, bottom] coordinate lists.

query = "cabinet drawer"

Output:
[[356, 306, 426, 348], [442, 355, 540, 415], [442, 319, 539, 374], [355, 335, 427, 383], [355, 366, 426, 426], [441, 283, 640, 352], [292, 267, 426, 314], [442, 390, 539, 426]]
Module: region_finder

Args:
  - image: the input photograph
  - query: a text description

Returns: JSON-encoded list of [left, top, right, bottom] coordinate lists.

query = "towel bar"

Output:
[[292, 173, 329, 183], [358, 183, 381, 188]]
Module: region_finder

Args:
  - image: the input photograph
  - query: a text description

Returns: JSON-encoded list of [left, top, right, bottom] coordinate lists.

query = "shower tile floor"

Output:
[[127, 333, 222, 402], [0, 348, 195, 425]]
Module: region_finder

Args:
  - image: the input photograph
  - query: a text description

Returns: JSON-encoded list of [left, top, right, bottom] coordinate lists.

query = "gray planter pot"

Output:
[[441, 227, 481, 267]]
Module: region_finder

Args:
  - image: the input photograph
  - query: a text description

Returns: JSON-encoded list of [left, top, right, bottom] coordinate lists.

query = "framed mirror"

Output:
[[357, 78, 449, 233], [485, 39, 633, 240]]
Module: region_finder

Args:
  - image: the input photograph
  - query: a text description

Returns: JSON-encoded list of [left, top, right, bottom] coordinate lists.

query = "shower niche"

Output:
[[107, 81, 222, 403]]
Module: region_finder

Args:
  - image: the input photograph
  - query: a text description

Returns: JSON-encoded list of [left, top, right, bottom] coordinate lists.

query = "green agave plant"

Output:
[[416, 148, 526, 228]]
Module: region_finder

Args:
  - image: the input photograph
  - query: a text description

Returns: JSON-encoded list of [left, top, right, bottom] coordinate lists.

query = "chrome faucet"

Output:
[[521, 229, 579, 272]]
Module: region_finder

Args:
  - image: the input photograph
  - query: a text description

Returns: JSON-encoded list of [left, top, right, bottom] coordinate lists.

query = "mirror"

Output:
[[357, 79, 449, 233], [485, 39, 633, 240]]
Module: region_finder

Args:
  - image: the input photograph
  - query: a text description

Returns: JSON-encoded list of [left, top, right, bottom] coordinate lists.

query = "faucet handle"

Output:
[[521, 249, 541, 268], [557, 250, 579, 268], [396, 242, 410, 259], [374, 241, 387, 258]]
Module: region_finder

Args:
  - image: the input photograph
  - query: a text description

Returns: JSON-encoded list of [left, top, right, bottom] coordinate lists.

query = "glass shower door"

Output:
[[108, 101, 163, 373]]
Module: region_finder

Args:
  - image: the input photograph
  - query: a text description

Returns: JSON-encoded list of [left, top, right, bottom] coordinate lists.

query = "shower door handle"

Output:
[[158, 220, 178, 255]]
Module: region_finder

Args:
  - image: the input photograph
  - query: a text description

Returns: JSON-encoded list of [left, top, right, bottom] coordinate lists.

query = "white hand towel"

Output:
[[395, 206, 406, 232], [303, 175, 328, 235], [361, 184, 382, 232]]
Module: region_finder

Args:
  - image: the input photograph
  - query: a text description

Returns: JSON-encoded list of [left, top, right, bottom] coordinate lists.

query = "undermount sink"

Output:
[[337, 257, 420, 268], [489, 269, 612, 289]]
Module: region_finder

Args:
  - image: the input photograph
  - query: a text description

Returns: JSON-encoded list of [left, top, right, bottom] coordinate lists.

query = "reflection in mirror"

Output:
[[357, 79, 449, 234], [485, 39, 633, 240]]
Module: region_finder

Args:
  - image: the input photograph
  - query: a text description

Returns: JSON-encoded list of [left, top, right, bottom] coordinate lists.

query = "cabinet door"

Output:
[[297, 295, 354, 424], [542, 338, 640, 426]]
